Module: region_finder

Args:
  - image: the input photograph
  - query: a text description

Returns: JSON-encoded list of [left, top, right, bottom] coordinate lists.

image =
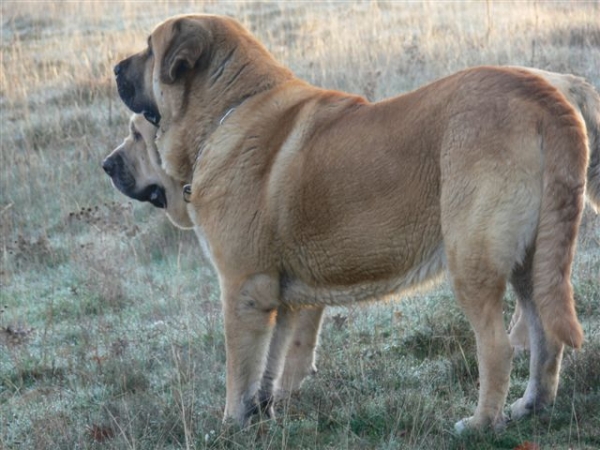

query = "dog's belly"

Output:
[[280, 243, 446, 307]]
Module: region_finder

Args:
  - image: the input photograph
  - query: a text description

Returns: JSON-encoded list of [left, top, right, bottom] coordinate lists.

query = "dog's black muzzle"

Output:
[[114, 60, 161, 127], [114, 60, 137, 112], [137, 184, 167, 209], [102, 154, 167, 209], [102, 153, 136, 194]]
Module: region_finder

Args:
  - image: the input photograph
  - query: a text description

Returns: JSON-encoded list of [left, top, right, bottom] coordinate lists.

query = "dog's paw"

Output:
[[454, 413, 509, 434], [257, 391, 276, 420], [511, 397, 534, 421], [454, 417, 471, 434]]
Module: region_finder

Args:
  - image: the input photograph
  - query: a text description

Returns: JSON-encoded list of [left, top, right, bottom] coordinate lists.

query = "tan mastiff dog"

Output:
[[105, 64, 600, 397], [114, 14, 600, 431]]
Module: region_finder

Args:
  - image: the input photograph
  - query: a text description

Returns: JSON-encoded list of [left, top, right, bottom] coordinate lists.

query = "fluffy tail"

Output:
[[527, 68, 600, 211], [531, 78, 587, 349]]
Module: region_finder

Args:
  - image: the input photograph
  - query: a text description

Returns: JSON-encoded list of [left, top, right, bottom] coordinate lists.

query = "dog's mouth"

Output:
[[103, 153, 136, 193], [114, 62, 161, 127], [143, 110, 161, 127], [103, 154, 167, 209], [115, 78, 161, 127], [116, 74, 160, 127], [137, 184, 167, 209]]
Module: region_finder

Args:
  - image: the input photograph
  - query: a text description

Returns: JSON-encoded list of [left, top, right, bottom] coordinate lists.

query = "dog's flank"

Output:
[[114, 14, 598, 432]]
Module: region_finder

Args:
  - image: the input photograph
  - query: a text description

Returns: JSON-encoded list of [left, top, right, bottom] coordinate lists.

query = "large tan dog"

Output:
[[114, 14, 600, 431], [105, 63, 600, 397]]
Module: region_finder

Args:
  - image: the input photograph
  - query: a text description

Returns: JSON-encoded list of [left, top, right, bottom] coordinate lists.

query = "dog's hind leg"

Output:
[[441, 151, 539, 431], [448, 256, 513, 432], [510, 98, 588, 418], [221, 274, 282, 426], [509, 253, 534, 353], [509, 256, 565, 421], [508, 302, 530, 353]]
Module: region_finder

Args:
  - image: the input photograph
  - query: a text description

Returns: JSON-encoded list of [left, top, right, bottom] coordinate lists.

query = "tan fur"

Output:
[[507, 68, 600, 353], [110, 72, 600, 395], [523, 68, 600, 211], [114, 14, 599, 431]]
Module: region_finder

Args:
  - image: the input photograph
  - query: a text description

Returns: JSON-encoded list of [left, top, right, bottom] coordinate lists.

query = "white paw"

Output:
[[454, 417, 471, 434], [454, 413, 509, 433], [510, 397, 532, 421]]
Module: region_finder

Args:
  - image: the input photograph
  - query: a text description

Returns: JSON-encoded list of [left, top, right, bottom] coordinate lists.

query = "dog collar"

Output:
[[194, 99, 247, 172], [219, 107, 236, 125], [219, 94, 254, 126]]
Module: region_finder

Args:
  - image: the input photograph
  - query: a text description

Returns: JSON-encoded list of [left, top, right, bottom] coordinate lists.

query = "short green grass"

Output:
[[1, 1, 599, 449]]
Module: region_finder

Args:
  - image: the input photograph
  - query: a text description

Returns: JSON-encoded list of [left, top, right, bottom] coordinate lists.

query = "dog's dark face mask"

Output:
[[102, 145, 167, 209], [114, 49, 161, 127]]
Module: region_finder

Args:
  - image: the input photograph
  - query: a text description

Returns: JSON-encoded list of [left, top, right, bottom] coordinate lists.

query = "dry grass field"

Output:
[[1, 1, 599, 449]]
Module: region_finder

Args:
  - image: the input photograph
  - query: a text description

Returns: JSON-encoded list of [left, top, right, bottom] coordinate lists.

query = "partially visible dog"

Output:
[[112, 13, 599, 431], [103, 114, 193, 229]]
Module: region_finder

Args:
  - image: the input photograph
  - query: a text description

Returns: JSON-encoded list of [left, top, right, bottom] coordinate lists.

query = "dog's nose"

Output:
[[102, 157, 116, 176]]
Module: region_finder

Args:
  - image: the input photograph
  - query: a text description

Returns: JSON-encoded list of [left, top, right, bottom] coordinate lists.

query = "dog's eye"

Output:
[[133, 131, 142, 142]]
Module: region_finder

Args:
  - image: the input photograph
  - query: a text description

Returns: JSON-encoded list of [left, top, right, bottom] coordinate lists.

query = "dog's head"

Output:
[[102, 114, 193, 229], [114, 14, 293, 181], [114, 15, 211, 127]]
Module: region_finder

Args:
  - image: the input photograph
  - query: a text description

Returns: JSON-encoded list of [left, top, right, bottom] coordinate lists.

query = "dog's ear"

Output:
[[160, 18, 209, 84]]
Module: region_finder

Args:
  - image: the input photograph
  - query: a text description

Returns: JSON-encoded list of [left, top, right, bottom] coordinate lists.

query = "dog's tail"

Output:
[[529, 76, 587, 349], [529, 69, 600, 211]]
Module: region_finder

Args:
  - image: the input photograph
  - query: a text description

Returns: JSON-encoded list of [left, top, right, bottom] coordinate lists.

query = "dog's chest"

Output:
[[193, 225, 215, 266]]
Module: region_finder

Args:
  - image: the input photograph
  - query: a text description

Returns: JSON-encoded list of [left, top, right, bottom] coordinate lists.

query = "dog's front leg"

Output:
[[221, 274, 281, 427], [279, 306, 324, 396], [257, 305, 300, 416]]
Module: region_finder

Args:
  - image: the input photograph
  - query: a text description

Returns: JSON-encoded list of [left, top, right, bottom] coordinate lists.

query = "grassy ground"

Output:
[[1, 1, 599, 449]]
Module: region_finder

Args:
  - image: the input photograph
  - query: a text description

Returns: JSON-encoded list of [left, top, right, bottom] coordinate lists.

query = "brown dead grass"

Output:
[[1, 1, 599, 449]]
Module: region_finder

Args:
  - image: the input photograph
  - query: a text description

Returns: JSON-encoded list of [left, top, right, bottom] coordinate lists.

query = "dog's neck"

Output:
[[191, 98, 247, 175], [168, 69, 294, 184]]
